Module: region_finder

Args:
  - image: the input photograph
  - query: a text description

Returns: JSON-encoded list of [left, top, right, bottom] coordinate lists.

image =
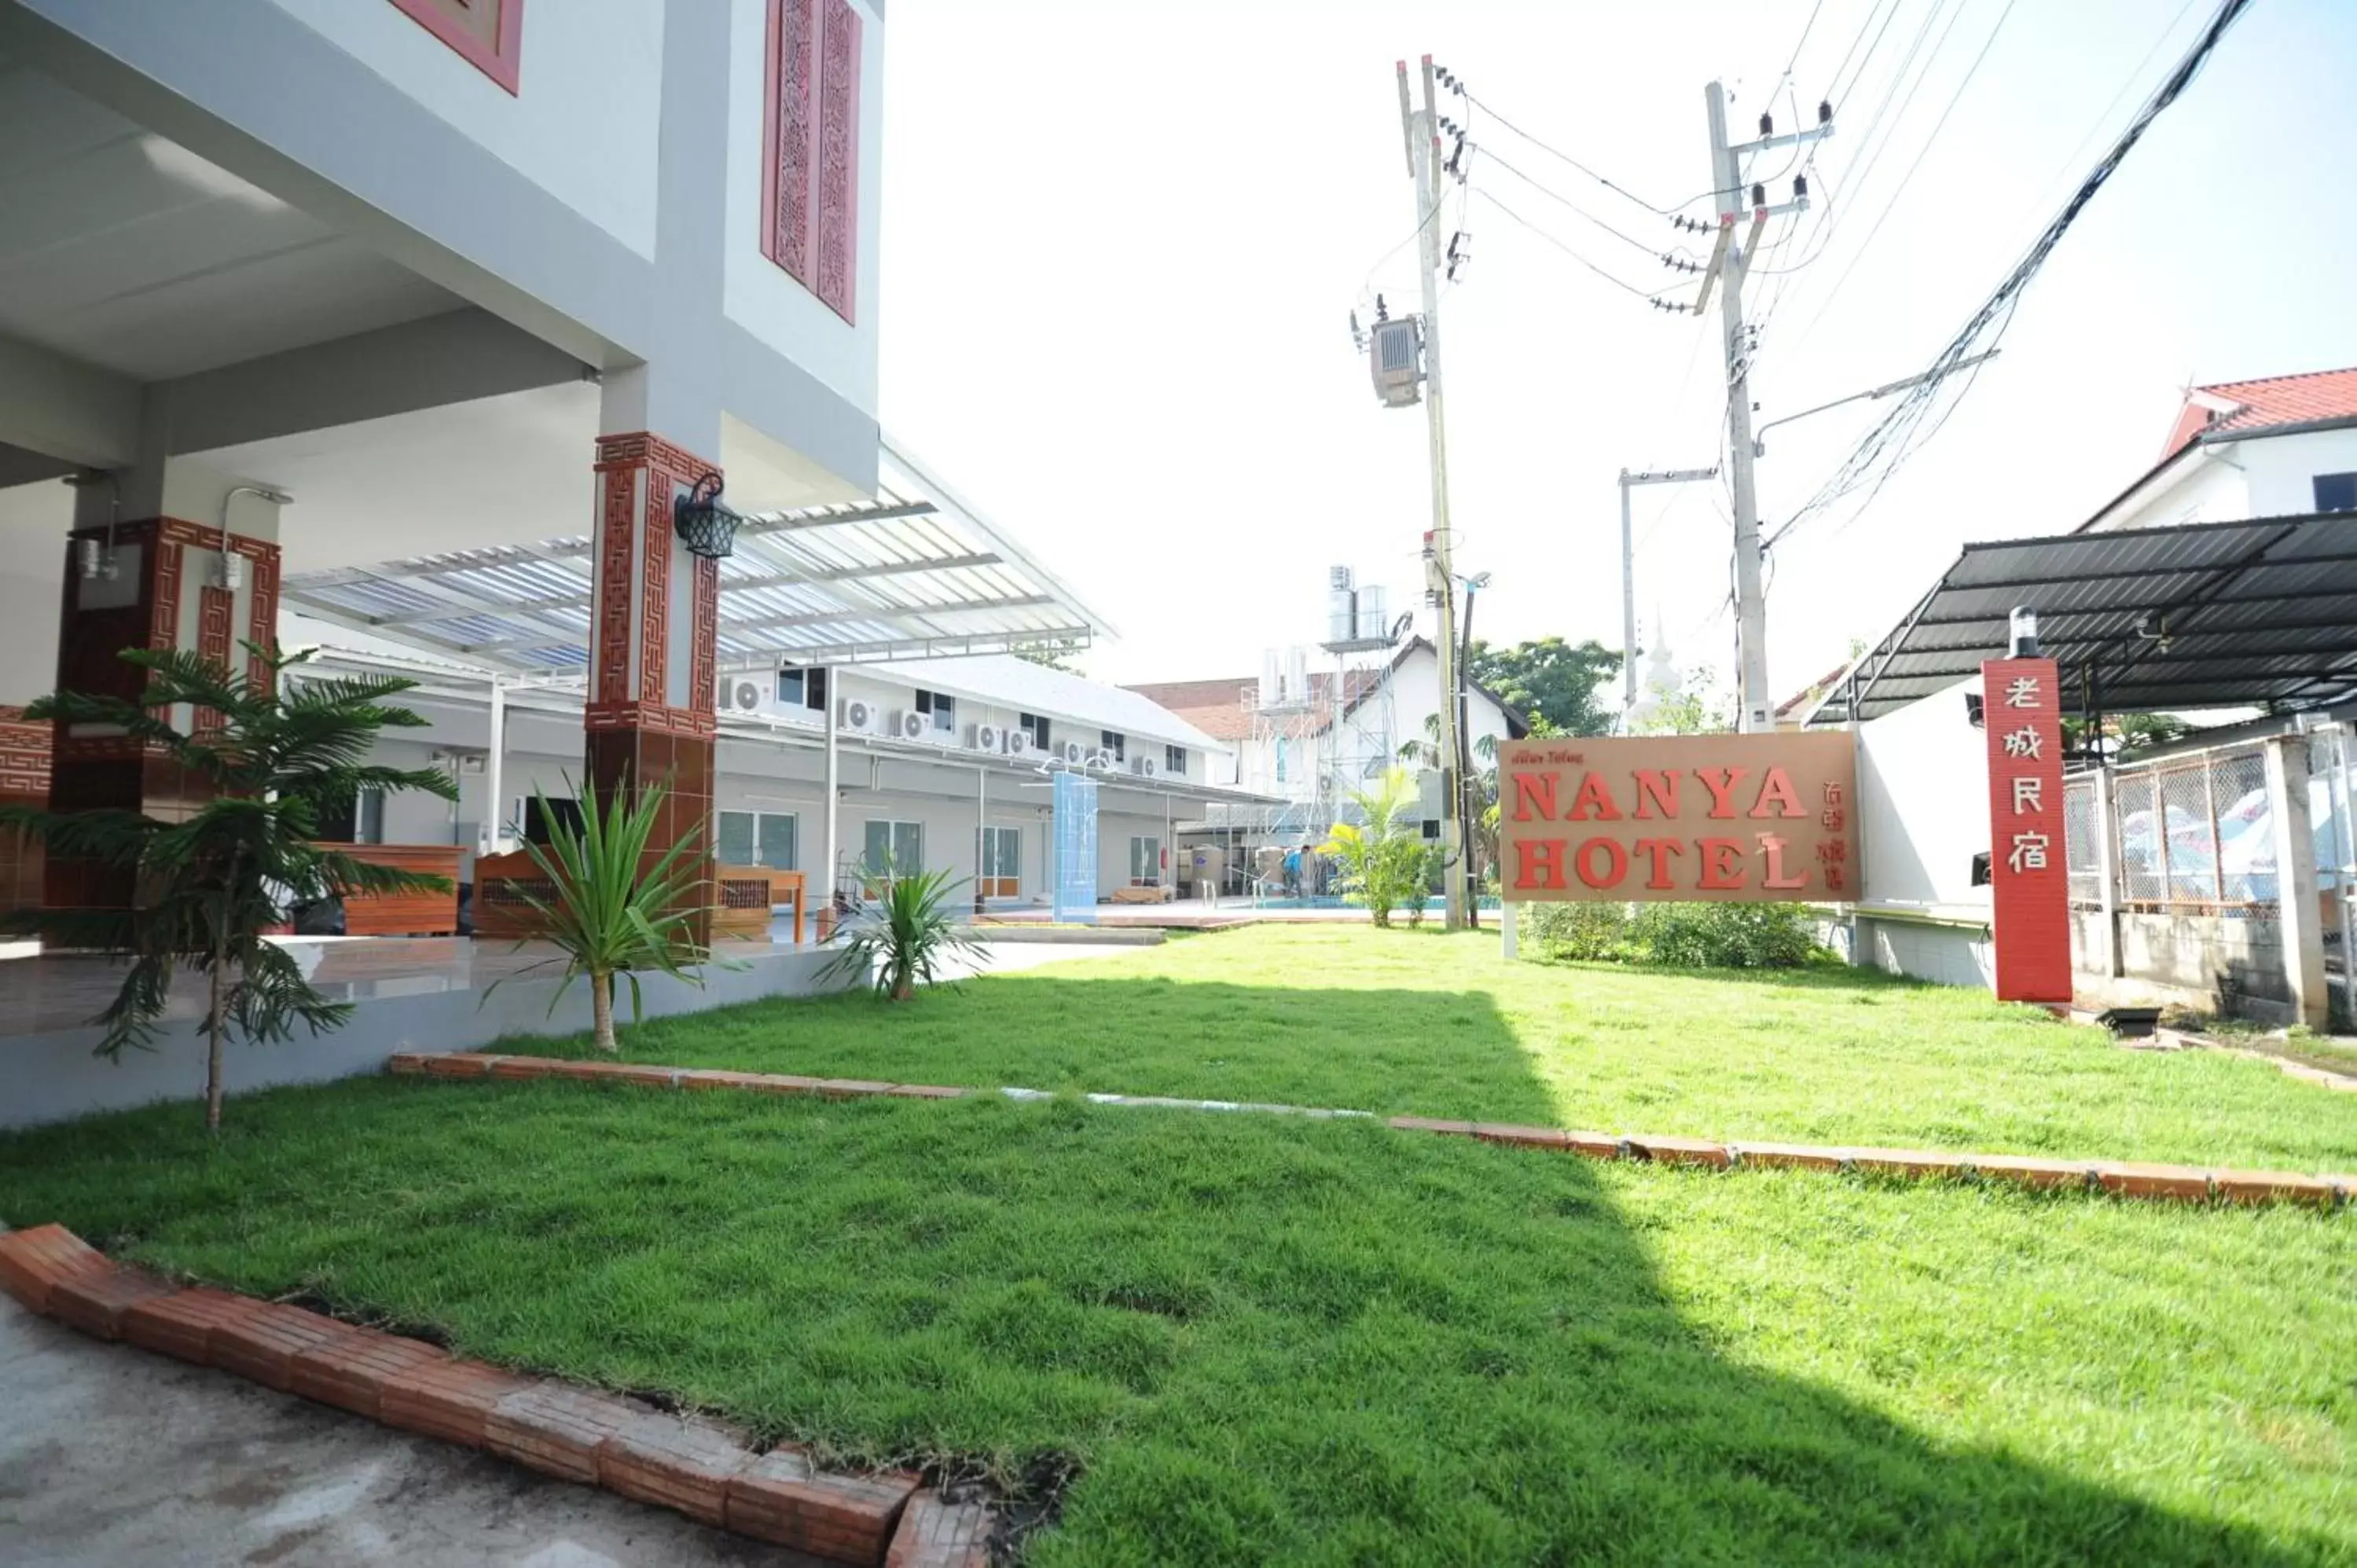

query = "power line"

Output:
[[1471, 188, 1691, 305], [1476, 144, 1678, 259], [1767, 0, 2258, 551], [1462, 90, 1686, 215], [1802, 0, 2024, 323]]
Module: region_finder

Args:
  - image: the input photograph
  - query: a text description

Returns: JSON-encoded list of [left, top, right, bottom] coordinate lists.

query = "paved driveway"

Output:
[[0, 1302, 807, 1567]]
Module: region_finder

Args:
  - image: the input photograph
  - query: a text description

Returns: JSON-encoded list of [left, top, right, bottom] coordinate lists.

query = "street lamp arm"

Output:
[[1753, 348, 2001, 455]]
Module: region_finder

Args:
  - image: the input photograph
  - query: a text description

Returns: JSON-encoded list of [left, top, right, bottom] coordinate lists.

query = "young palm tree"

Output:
[[490, 782, 714, 1052], [1, 644, 457, 1131], [823, 861, 986, 1001], [1320, 766, 1425, 927]]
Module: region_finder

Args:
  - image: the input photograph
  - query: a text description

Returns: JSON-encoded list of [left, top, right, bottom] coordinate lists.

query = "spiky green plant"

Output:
[[0, 644, 457, 1131], [487, 781, 714, 1053], [823, 861, 986, 1001], [1320, 767, 1430, 928]]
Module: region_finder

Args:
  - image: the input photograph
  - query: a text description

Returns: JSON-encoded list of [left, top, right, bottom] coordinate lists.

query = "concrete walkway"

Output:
[[0, 1302, 805, 1567]]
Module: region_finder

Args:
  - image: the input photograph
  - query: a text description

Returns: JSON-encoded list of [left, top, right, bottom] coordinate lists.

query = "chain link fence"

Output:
[[2071, 744, 2274, 913]]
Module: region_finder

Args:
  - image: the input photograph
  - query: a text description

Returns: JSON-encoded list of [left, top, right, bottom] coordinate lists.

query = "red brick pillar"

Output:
[[44, 516, 281, 912], [585, 432, 721, 946]]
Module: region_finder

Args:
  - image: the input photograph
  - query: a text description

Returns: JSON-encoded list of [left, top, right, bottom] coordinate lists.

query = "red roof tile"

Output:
[[1125, 669, 1390, 742], [2164, 365, 2357, 458]]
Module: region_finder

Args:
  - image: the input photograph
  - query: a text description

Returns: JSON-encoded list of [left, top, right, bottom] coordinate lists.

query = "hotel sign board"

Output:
[[1980, 657, 2071, 1003], [1500, 733, 1858, 902]]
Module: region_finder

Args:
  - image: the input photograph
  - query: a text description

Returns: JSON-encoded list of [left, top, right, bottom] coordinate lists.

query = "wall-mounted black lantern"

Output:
[[674, 472, 741, 560]]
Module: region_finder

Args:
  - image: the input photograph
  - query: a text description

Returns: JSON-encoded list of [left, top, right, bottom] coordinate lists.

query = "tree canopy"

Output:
[[1467, 637, 1621, 737]]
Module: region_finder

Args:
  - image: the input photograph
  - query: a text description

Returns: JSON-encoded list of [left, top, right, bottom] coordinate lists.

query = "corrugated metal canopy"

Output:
[[1818, 512, 2357, 724], [278, 442, 1108, 677]]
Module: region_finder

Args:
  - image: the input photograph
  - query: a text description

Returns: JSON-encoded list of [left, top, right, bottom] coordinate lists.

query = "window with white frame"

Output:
[[1164, 744, 1187, 776], [977, 825, 1020, 899], [1102, 729, 1126, 761], [863, 819, 923, 875], [717, 810, 798, 869], [1019, 712, 1051, 751], [1129, 835, 1161, 886], [916, 689, 956, 733]]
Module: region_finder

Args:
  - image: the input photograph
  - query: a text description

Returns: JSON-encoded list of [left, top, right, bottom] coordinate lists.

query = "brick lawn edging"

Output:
[[386, 1053, 2353, 1211], [0, 1225, 993, 1568]]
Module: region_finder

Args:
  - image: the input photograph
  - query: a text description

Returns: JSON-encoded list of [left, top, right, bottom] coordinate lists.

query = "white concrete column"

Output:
[[2263, 736, 2329, 1028]]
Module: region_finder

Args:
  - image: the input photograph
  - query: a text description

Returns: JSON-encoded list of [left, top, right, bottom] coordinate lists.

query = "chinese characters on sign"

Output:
[[1981, 657, 2071, 1002], [1497, 732, 1859, 904]]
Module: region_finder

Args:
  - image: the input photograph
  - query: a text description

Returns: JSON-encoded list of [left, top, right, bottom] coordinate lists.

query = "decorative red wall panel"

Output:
[[762, 0, 860, 322]]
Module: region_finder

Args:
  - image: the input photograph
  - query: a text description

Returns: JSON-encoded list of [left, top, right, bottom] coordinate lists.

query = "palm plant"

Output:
[[489, 781, 713, 1053], [823, 860, 986, 1001], [1320, 766, 1426, 927], [1, 644, 457, 1131]]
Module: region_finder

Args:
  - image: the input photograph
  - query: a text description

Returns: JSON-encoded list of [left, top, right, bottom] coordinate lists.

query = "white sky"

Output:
[[877, 0, 2357, 700]]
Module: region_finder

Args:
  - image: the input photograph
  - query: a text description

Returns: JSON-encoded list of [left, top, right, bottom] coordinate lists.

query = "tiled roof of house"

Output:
[[2162, 365, 2357, 458], [1123, 669, 1386, 742]]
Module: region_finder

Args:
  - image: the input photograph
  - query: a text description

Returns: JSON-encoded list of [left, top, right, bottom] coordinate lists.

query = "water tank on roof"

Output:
[[1327, 585, 1357, 644], [1356, 584, 1390, 642], [1261, 649, 1282, 708]]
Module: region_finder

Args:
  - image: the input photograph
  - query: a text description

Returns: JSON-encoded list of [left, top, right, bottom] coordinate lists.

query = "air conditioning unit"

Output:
[[1006, 729, 1034, 758], [718, 677, 764, 713], [970, 722, 1004, 753], [894, 708, 928, 741], [1090, 748, 1119, 772], [839, 696, 876, 733], [1058, 738, 1087, 766], [1132, 755, 1160, 780]]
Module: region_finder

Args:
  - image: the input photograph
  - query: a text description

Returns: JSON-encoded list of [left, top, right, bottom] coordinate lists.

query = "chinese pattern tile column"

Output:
[[1981, 657, 2070, 1002], [43, 520, 281, 912], [586, 433, 721, 948]]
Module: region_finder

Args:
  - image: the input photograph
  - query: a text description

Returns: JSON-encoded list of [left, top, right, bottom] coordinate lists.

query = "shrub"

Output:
[[1628, 902, 1821, 969], [1520, 901, 1631, 962]]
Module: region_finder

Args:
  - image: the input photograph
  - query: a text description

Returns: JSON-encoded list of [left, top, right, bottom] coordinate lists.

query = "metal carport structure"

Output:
[[1812, 512, 2357, 728], [277, 440, 1108, 678]]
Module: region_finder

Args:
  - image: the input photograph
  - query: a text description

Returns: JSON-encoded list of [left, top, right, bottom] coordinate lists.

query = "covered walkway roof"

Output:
[[279, 442, 1107, 678], [1815, 512, 2357, 724]]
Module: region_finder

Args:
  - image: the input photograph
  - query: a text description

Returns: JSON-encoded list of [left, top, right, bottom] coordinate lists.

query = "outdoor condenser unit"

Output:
[[894, 709, 928, 741], [719, 677, 763, 712], [1370, 317, 1424, 408], [1059, 739, 1088, 766], [971, 722, 1004, 753], [839, 696, 876, 733], [1133, 755, 1160, 780], [1007, 729, 1034, 758]]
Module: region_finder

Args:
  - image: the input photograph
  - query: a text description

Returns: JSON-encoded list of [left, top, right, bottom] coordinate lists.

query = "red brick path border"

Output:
[[0, 1226, 992, 1567], [386, 1052, 2353, 1212]]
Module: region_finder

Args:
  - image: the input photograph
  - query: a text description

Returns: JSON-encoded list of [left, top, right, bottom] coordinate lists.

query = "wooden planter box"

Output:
[[317, 843, 462, 936], [474, 854, 805, 946]]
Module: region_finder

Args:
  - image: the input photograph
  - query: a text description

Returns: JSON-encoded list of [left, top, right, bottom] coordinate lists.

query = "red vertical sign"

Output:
[[1981, 657, 2070, 1003]]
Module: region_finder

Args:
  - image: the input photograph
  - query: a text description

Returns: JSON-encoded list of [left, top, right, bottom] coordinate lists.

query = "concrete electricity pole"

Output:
[[1399, 54, 1469, 931], [1697, 83, 1827, 732], [1617, 466, 1717, 718]]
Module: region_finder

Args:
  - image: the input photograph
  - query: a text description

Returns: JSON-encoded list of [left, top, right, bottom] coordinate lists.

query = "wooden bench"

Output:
[[317, 843, 462, 936]]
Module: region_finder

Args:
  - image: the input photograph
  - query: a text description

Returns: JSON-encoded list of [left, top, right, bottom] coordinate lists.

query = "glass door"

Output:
[[977, 825, 1020, 899]]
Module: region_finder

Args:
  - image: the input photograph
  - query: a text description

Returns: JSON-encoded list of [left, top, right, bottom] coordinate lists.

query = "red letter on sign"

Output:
[[1633, 837, 1683, 888], [1632, 769, 1679, 819], [1697, 836, 1746, 889], [1514, 839, 1569, 891], [1511, 772, 1557, 822], [1566, 772, 1622, 821], [1749, 766, 1804, 818], [1757, 833, 1808, 890], [1695, 768, 1749, 818], [1575, 837, 1629, 889]]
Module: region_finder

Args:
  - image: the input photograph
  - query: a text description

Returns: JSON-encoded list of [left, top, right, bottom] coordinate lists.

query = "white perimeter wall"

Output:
[[1854, 673, 1994, 913], [263, 0, 664, 259], [721, 0, 884, 419]]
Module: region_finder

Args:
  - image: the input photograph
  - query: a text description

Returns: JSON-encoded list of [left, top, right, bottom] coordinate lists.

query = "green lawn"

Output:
[[1, 1078, 2349, 1566], [501, 924, 2357, 1172]]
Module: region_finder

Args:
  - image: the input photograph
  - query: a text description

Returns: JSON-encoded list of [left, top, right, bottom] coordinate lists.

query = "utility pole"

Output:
[[1617, 466, 1716, 718], [1399, 54, 1469, 931], [1697, 83, 1827, 732]]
